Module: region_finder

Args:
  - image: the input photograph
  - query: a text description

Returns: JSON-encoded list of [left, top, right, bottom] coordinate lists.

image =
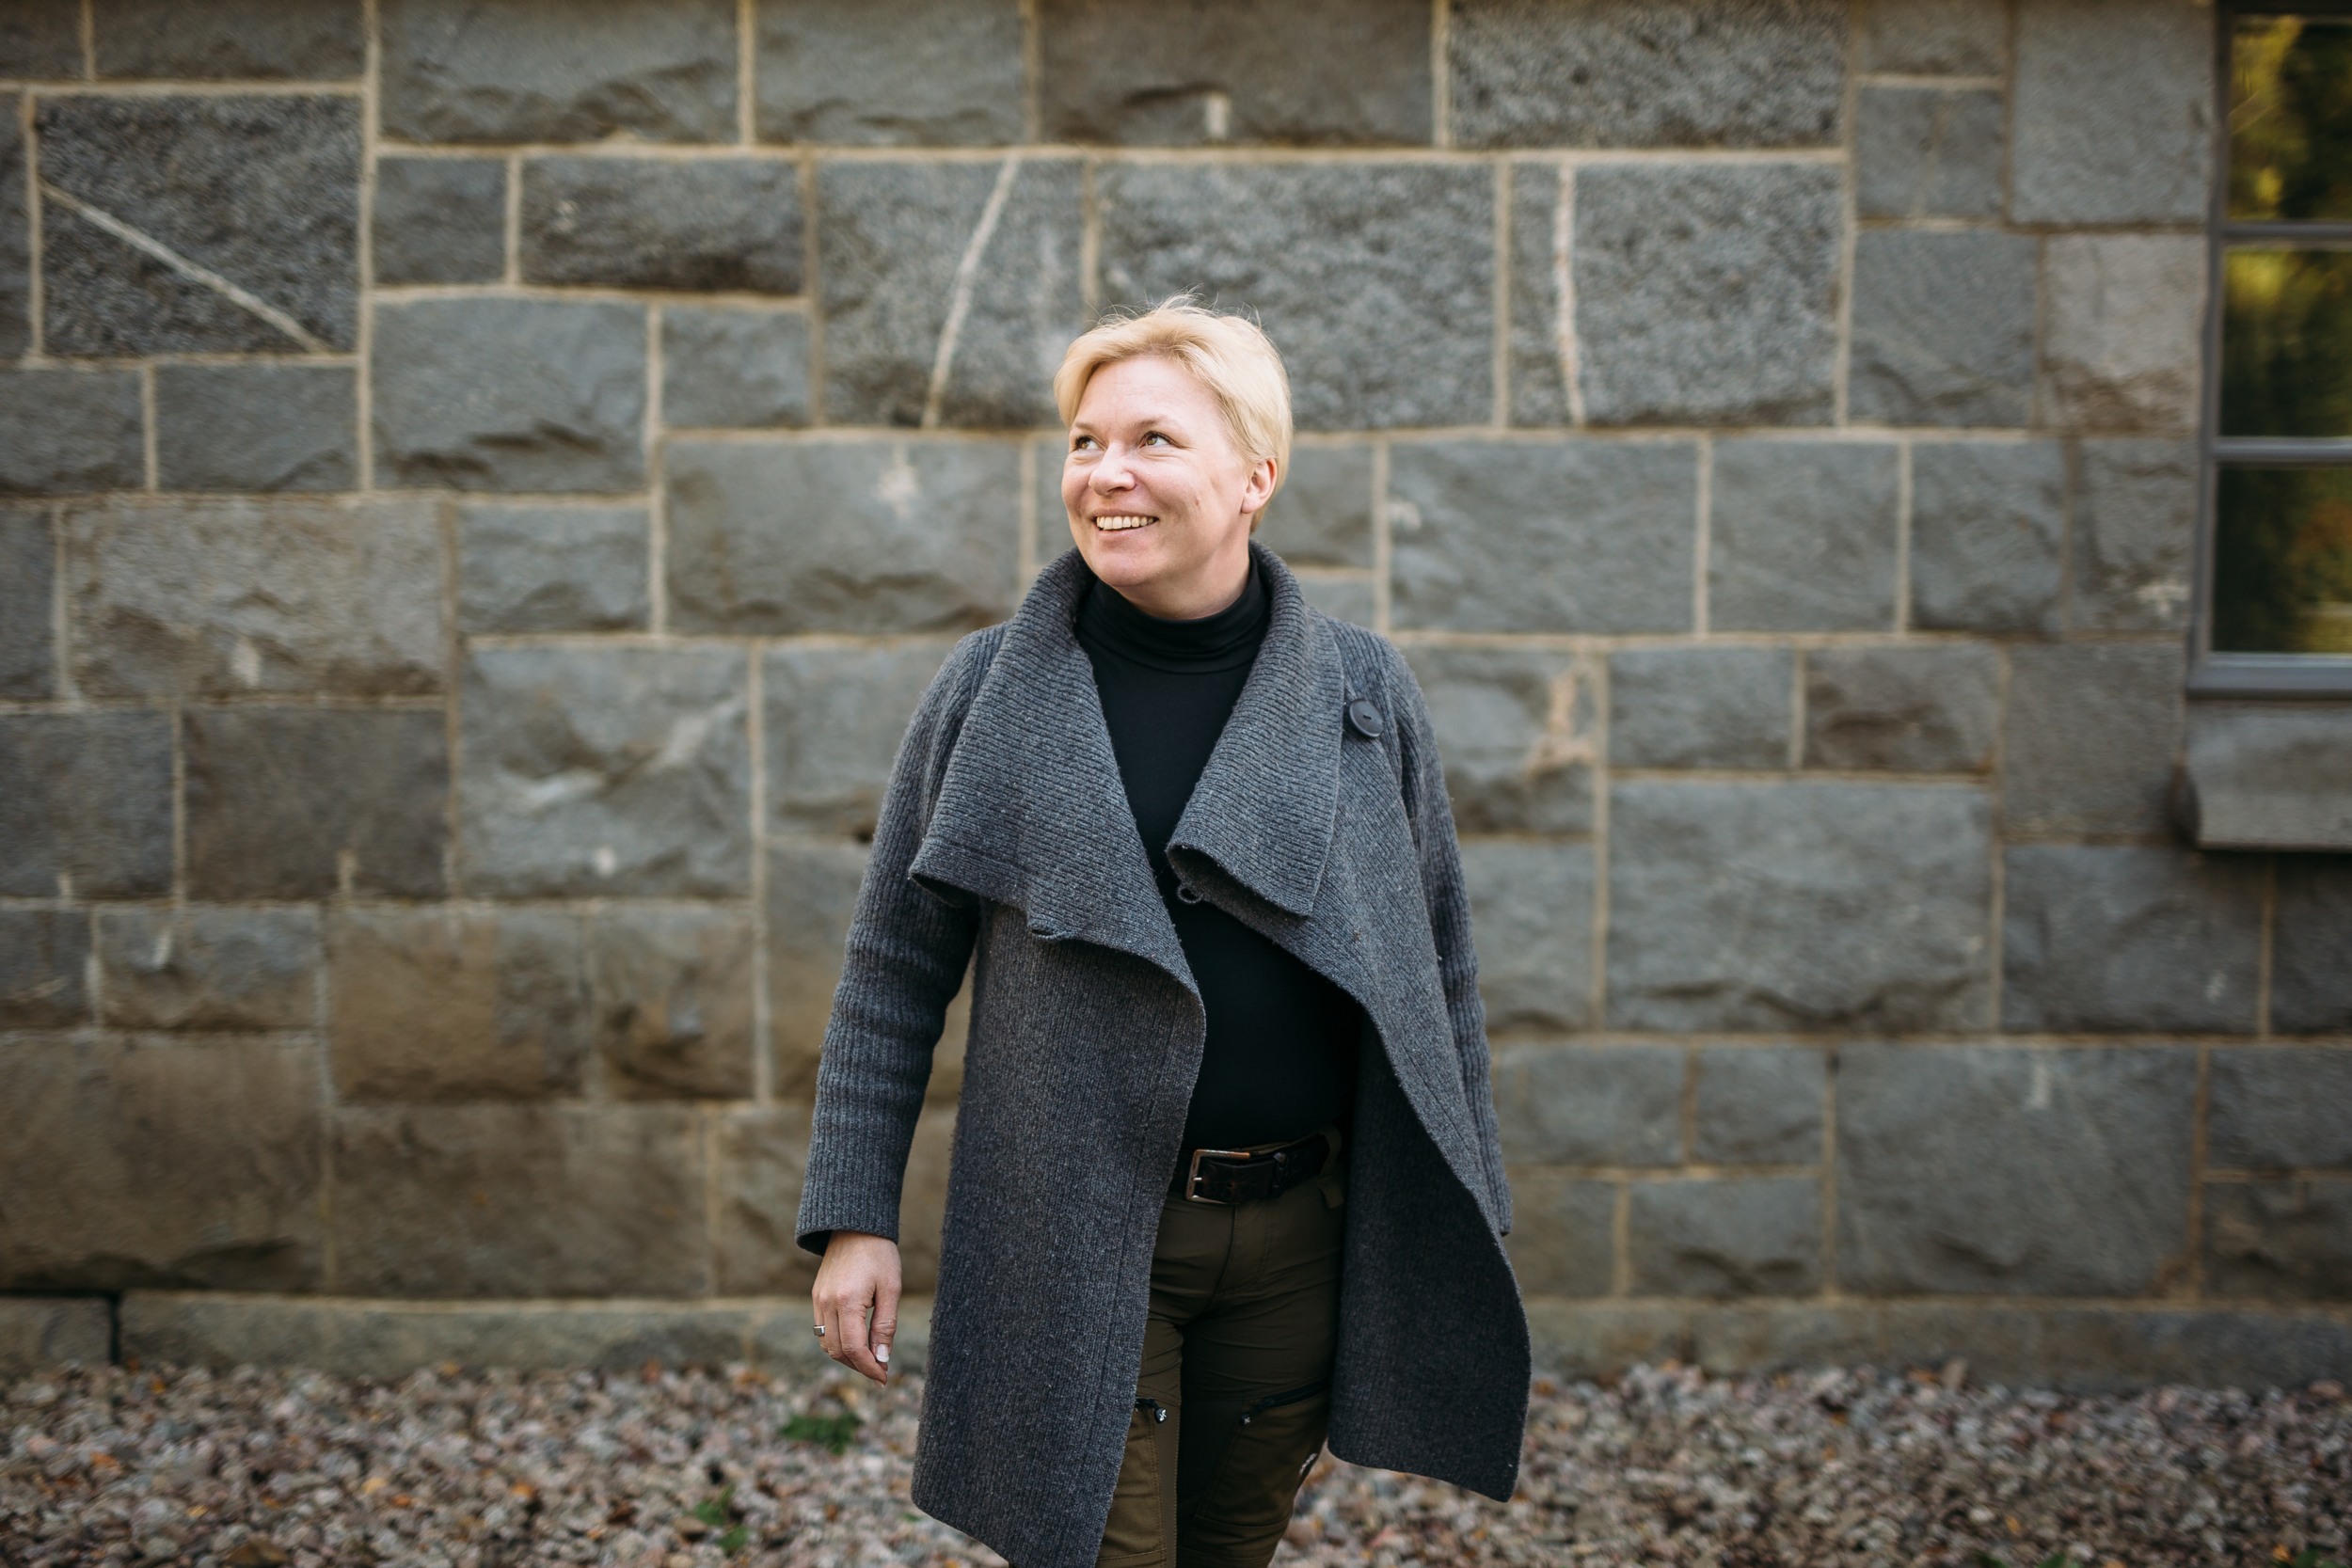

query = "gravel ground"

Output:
[[4, 1358, 2346, 1567]]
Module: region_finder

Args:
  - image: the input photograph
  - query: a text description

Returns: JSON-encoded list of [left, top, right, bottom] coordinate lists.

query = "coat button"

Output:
[[1175, 883, 1203, 905], [1344, 698, 1384, 738]]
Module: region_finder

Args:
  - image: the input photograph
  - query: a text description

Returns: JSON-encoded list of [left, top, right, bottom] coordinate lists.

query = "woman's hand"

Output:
[[811, 1230, 901, 1384]]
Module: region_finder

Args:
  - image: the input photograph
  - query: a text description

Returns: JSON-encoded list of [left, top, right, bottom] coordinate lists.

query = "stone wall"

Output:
[[2, 0, 2348, 1386]]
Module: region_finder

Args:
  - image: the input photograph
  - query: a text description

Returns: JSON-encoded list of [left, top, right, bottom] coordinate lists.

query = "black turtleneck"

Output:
[[1074, 559, 1360, 1150]]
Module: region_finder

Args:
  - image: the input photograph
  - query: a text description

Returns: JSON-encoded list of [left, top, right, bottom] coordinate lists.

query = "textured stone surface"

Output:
[[2001, 642, 2183, 836], [667, 439, 1017, 634], [373, 299, 646, 493], [1295, 574, 1375, 627], [0, 1037, 322, 1291], [2207, 1050, 2352, 1171], [757, 0, 1020, 146], [2272, 860, 2352, 1034], [1504, 164, 1576, 427], [2180, 705, 2352, 854], [2073, 438, 2196, 632], [66, 498, 443, 699], [2002, 847, 2265, 1035], [1836, 1043, 2195, 1295], [2043, 236, 2206, 432], [1450, 0, 1846, 148], [372, 156, 506, 285], [0, 2, 80, 76], [1849, 230, 2037, 427], [1855, 0, 2005, 74], [458, 646, 751, 898], [1099, 162, 1494, 429], [457, 503, 649, 635], [380, 0, 738, 143], [329, 908, 588, 1102], [819, 160, 1086, 428], [2011, 0, 2213, 224], [1403, 645, 1595, 834], [94, 0, 364, 78], [1908, 441, 2065, 633], [713, 1104, 818, 1296], [1, 95, 26, 358], [0, 712, 174, 897], [330, 1105, 707, 1297], [2203, 1180, 2352, 1302], [186, 708, 449, 900], [0, 507, 53, 699], [1708, 442, 1899, 631], [521, 158, 802, 292], [1389, 439, 1696, 633], [152, 364, 357, 492], [1567, 164, 1842, 426], [662, 308, 810, 429], [1262, 444, 1374, 568], [38, 95, 358, 355], [1608, 782, 1992, 1031], [766, 639, 957, 837], [95, 907, 319, 1032], [1040, 0, 1430, 145], [1496, 1044, 1684, 1167], [1459, 840, 1595, 1034], [587, 905, 755, 1101], [1802, 642, 1998, 773], [0, 370, 145, 494], [0, 909, 89, 1028], [1608, 645, 1791, 770], [768, 839, 871, 1098], [1629, 1179, 1822, 1298], [0, 1296, 110, 1377], [1855, 87, 2003, 219], [1503, 1172, 1616, 1296], [1692, 1047, 1825, 1165]]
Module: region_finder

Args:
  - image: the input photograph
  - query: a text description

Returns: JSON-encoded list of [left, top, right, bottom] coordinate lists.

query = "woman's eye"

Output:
[[1072, 436, 1097, 451], [1142, 431, 1170, 447]]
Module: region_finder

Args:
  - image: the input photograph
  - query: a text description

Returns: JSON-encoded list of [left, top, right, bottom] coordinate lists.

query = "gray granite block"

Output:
[[2042, 236, 2207, 432], [1708, 441, 1899, 631], [185, 708, 450, 900], [2178, 705, 2352, 855], [1495, 1043, 1684, 1166], [0, 1296, 111, 1376], [2272, 859, 2352, 1036], [1, 95, 26, 358], [372, 156, 506, 285], [1909, 441, 2065, 633], [767, 839, 870, 1097], [2002, 846, 2265, 1034], [521, 157, 802, 293], [457, 503, 649, 634], [2207, 1049, 2352, 1171], [1855, 86, 2003, 219], [1692, 1047, 1825, 1165], [0, 506, 55, 698], [2073, 438, 2197, 632], [0, 712, 174, 897], [2202, 1180, 2352, 1302], [765, 639, 959, 837], [713, 1103, 818, 1296], [0, 370, 145, 494], [94, 907, 320, 1032], [0, 909, 90, 1028], [1850, 230, 2037, 427], [2000, 641, 2183, 836], [1295, 574, 1375, 627], [1608, 645, 1792, 770], [152, 364, 356, 492], [662, 308, 810, 429], [0, 1, 81, 76], [1855, 0, 2005, 73], [1629, 1178, 1822, 1298], [1504, 1172, 1617, 1297], [93, 0, 364, 78], [1261, 444, 1374, 569], [587, 906, 756, 1101], [1403, 644, 1596, 834], [1801, 642, 1999, 773], [756, 0, 1022, 146], [1505, 162, 1573, 427], [1460, 839, 1596, 1033], [2011, 0, 2213, 223]]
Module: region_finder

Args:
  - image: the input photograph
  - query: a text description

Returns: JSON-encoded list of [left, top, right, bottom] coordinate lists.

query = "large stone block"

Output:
[[1295, 574, 1375, 628], [65, 498, 443, 699], [94, 907, 319, 1031], [521, 158, 802, 292], [1040, 0, 1429, 145], [661, 307, 810, 429], [185, 708, 450, 900], [1261, 443, 1374, 569], [1608, 645, 1791, 771], [2207, 1049, 2352, 1170], [1855, 87, 2003, 219], [0, 370, 145, 494], [766, 639, 957, 837], [768, 839, 872, 1098], [1504, 164, 1575, 427], [0, 2, 80, 76], [2179, 706, 2352, 855], [1849, 230, 2037, 427], [373, 156, 506, 285], [714, 1103, 818, 1295], [2042, 236, 2206, 432], [1389, 439, 1696, 633], [1908, 441, 2065, 633], [1565, 164, 1842, 426], [1836, 1043, 2195, 1295], [38, 95, 358, 355], [1692, 1046, 1824, 1165], [0, 909, 89, 1028], [1449, 0, 1846, 149], [373, 298, 646, 492], [2203, 1180, 2352, 1302], [1493, 1043, 1683, 1166], [1403, 645, 1595, 834], [1, 94, 27, 358], [1608, 781, 1993, 1031], [2000, 641, 2183, 836], [0, 1036, 323, 1291], [380, 0, 738, 143], [1708, 442, 1899, 631], [667, 439, 1017, 634], [2001, 846, 2265, 1034], [1629, 1178, 1821, 1298], [152, 364, 356, 492], [1802, 642, 1999, 774], [895, 1105, 958, 1293], [456, 502, 649, 635], [0, 711, 173, 897], [0, 506, 53, 698], [0, 1296, 110, 1377], [1503, 1171, 1616, 1296], [818, 159, 1086, 428], [2011, 0, 2212, 224], [329, 1105, 707, 1297], [93, 0, 364, 78], [1099, 161, 1493, 429], [329, 908, 589, 1101], [1855, 0, 2005, 74], [587, 904, 755, 1101], [2273, 859, 2352, 1034], [1523, 1301, 1690, 1377], [1460, 839, 1595, 1034], [2073, 438, 2196, 632], [756, 0, 1021, 146], [458, 645, 751, 897]]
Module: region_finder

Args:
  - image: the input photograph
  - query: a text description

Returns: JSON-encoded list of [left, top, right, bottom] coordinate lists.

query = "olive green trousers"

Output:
[[1094, 1134, 1347, 1568]]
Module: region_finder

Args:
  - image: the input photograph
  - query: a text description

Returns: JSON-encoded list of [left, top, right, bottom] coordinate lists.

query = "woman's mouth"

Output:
[[1091, 514, 1156, 532]]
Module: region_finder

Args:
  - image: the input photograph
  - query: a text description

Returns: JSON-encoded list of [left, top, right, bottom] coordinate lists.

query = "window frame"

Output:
[[2191, 1, 2352, 696]]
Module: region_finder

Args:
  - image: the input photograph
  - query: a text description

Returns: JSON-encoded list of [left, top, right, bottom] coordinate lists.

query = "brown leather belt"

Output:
[[1169, 1130, 1331, 1205]]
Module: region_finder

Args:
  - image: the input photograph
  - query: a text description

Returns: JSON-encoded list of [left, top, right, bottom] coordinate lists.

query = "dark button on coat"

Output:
[[797, 542, 1528, 1568]]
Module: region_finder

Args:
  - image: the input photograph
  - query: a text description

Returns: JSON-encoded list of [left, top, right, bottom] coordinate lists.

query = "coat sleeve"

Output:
[[1385, 645, 1513, 1238], [794, 634, 993, 1256]]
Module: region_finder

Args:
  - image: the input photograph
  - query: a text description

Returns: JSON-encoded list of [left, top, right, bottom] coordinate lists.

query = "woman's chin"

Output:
[[1076, 530, 1171, 584]]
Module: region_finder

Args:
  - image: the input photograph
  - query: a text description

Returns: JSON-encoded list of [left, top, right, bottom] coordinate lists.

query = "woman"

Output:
[[798, 301, 1528, 1568]]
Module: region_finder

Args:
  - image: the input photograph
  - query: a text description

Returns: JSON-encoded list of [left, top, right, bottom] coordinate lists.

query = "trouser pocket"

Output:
[[1096, 1396, 1178, 1567], [1175, 1380, 1330, 1568]]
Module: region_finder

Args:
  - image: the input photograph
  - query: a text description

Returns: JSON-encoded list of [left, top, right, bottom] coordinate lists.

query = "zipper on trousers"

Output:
[[1135, 1396, 1168, 1424], [1237, 1379, 1327, 1427]]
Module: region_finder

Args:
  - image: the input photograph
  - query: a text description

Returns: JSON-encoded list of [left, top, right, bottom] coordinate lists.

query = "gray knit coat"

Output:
[[796, 542, 1529, 1568]]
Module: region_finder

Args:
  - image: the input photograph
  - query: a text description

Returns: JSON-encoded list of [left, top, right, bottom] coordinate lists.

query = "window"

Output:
[[2197, 8, 2352, 691]]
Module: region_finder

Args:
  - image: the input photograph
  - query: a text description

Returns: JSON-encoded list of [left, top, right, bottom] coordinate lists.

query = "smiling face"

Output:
[[1061, 353, 1277, 620]]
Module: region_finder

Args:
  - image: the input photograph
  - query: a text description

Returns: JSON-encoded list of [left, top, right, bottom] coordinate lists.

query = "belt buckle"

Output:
[[1184, 1147, 1253, 1205]]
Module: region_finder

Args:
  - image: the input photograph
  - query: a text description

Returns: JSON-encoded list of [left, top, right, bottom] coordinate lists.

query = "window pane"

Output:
[[2221, 248, 2352, 437], [2230, 16, 2352, 221], [2213, 465, 2352, 654]]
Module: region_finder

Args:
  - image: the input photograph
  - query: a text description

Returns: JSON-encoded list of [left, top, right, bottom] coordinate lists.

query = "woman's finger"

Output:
[[836, 1289, 886, 1384], [871, 1275, 900, 1378]]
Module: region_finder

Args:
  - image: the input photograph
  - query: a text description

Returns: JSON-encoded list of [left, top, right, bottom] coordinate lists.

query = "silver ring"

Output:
[[812, 1324, 826, 1338]]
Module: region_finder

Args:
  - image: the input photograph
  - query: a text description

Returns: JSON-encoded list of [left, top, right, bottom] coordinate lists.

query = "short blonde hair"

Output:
[[1052, 298, 1293, 514]]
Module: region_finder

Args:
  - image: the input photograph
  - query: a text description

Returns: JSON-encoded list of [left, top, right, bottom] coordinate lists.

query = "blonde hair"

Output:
[[1052, 297, 1293, 517]]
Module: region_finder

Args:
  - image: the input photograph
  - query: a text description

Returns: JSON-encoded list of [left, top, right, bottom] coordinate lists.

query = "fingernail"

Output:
[[876, 1345, 890, 1364]]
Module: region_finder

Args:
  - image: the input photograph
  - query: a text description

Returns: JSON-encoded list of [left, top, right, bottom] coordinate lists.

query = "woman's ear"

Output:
[[1240, 454, 1278, 517]]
